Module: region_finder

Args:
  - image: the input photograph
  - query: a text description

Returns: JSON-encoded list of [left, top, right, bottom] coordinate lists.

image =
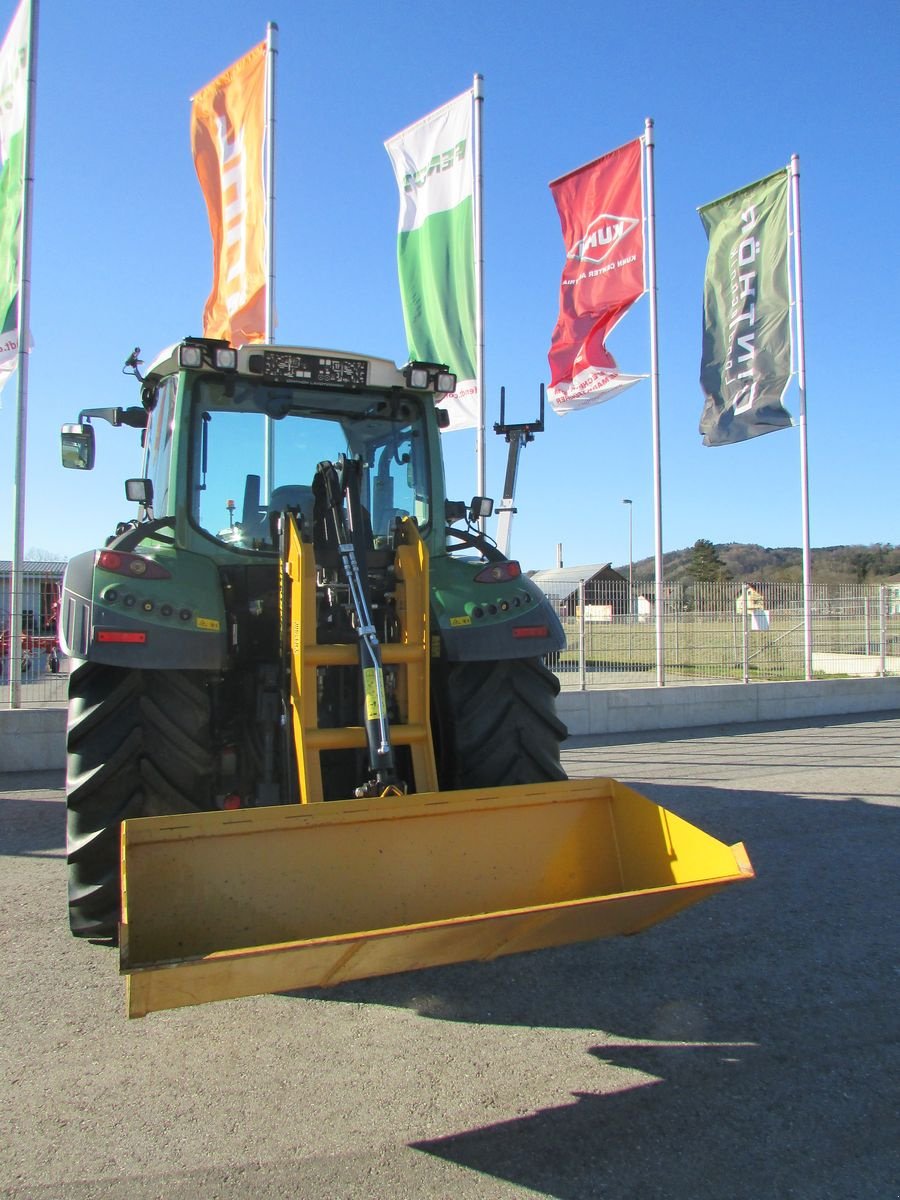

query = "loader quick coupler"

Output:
[[315, 457, 405, 798]]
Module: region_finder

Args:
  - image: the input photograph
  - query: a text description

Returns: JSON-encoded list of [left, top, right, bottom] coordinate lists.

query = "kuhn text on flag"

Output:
[[548, 138, 646, 415]]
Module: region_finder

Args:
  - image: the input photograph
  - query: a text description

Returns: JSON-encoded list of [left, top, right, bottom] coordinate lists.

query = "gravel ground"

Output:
[[1, 711, 897, 1199]]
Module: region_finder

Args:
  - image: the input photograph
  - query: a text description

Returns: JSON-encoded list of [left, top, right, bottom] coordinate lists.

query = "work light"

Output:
[[404, 365, 430, 389], [178, 344, 203, 368], [404, 362, 457, 393]]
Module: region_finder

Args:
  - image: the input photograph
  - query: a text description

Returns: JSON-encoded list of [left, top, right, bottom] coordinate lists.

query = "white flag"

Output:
[[385, 92, 478, 431], [0, 1, 29, 400]]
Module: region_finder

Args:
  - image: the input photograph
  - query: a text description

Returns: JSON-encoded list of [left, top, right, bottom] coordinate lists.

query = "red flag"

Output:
[[548, 138, 646, 414]]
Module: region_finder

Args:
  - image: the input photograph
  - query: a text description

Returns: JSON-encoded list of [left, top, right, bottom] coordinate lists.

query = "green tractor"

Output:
[[59, 338, 568, 941]]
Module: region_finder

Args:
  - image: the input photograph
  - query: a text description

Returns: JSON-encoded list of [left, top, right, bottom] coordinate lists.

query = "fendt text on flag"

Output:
[[0, 0, 29, 400], [191, 40, 268, 346], [547, 138, 646, 415], [698, 169, 792, 446], [385, 91, 477, 431]]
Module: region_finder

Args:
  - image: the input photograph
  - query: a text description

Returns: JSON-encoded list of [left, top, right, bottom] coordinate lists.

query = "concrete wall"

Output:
[[2, 677, 899, 772], [558, 677, 900, 737], [0, 706, 67, 772]]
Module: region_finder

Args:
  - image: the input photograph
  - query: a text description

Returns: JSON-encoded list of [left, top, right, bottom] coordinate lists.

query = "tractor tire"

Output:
[[431, 657, 568, 790], [65, 661, 215, 939]]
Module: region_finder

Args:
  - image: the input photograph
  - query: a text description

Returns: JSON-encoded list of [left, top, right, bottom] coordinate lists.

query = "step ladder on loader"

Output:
[[119, 471, 754, 1018]]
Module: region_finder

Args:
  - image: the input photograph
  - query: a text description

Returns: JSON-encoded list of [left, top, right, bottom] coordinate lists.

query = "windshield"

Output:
[[189, 378, 431, 551]]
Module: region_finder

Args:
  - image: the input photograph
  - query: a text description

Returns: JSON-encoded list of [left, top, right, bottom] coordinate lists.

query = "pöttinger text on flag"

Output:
[[191, 40, 267, 346], [698, 168, 792, 446], [547, 138, 646, 416], [385, 91, 477, 431], [0, 1, 28, 400]]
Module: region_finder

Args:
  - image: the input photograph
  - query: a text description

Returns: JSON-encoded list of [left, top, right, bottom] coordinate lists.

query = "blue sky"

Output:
[[1, 0, 897, 572]]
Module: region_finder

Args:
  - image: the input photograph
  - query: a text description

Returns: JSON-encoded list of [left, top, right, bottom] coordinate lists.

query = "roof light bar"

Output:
[[178, 339, 238, 371], [404, 362, 457, 394]]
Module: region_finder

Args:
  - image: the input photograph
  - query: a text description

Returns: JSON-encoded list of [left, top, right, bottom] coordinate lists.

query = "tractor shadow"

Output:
[[284, 780, 897, 1199]]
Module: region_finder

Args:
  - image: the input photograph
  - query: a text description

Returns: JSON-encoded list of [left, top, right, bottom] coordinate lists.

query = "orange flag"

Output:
[[191, 41, 267, 345]]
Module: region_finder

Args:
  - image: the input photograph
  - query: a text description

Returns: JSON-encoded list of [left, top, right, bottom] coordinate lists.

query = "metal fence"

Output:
[[2, 571, 67, 706], [4, 577, 899, 707], [542, 578, 900, 689], [1, 639, 69, 706]]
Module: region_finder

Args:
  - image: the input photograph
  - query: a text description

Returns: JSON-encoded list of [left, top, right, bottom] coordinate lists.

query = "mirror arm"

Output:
[[77, 406, 148, 429]]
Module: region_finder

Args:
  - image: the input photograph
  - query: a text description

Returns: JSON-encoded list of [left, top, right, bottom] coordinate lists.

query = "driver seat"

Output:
[[269, 484, 316, 533]]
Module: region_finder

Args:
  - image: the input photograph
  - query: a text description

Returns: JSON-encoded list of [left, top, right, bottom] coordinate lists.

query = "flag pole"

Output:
[[8, 0, 38, 710], [265, 21, 277, 341], [263, 21, 277, 498], [644, 117, 665, 686], [472, 73, 486, 522], [790, 154, 812, 679]]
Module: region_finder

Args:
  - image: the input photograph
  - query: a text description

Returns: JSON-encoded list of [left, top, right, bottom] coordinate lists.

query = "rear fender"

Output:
[[429, 552, 565, 663], [60, 546, 227, 670]]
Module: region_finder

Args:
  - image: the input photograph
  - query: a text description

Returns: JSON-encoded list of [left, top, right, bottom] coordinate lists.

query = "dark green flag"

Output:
[[698, 169, 792, 446]]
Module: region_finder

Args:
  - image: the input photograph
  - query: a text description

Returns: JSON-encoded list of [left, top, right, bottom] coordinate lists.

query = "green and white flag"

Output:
[[385, 90, 477, 430], [0, 0, 28, 400], [698, 168, 792, 446]]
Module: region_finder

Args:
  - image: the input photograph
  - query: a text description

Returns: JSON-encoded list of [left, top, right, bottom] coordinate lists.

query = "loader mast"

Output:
[[281, 502, 438, 811]]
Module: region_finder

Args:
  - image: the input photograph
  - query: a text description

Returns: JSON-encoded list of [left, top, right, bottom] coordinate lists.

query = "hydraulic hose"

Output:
[[316, 459, 401, 795]]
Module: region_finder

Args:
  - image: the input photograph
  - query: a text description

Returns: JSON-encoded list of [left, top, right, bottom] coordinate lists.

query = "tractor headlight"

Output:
[[214, 347, 238, 370], [435, 371, 457, 393]]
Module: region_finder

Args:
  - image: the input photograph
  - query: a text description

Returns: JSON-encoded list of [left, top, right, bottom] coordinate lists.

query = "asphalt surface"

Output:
[[1, 712, 898, 1199]]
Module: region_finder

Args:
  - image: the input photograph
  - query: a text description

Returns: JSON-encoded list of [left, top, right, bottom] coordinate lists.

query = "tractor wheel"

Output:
[[431, 657, 568, 790], [65, 661, 215, 939]]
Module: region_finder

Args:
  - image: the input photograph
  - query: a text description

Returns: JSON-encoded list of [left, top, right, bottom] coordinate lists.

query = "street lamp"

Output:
[[622, 499, 633, 619]]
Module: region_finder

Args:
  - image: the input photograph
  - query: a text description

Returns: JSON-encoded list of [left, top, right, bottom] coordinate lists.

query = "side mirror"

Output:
[[61, 424, 95, 470], [125, 478, 153, 506], [468, 496, 493, 522]]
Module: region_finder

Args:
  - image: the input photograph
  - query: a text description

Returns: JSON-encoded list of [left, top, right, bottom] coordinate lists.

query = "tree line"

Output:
[[623, 541, 900, 584]]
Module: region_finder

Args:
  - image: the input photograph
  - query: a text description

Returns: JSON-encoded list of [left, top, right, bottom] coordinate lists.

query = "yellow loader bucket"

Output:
[[120, 778, 753, 1017]]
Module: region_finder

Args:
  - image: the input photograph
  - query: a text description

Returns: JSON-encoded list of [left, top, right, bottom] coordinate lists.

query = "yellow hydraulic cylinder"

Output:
[[119, 778, 753, 1017]]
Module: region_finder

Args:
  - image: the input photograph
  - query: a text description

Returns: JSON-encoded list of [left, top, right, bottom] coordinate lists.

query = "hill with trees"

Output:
[[620, 542, 900, 584]]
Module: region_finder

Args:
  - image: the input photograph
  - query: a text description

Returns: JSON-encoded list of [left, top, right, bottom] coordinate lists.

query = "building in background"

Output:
[[530, 563, 630, 621]]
